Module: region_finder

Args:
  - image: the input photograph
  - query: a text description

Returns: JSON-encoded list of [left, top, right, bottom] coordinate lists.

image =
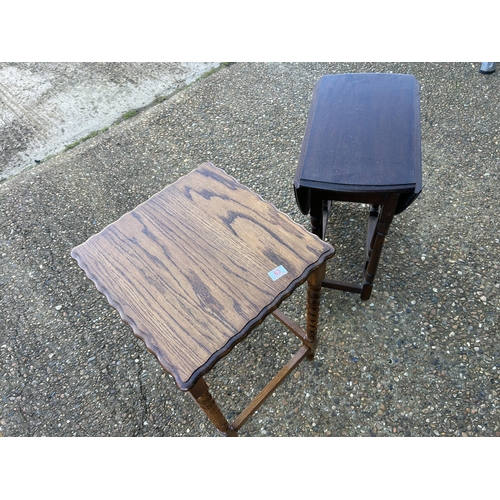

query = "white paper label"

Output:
[[268, 265, 288, 281]]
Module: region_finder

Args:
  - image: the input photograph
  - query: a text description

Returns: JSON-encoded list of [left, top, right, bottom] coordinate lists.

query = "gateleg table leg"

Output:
[[309, 196, 325, 239], [361, 194, 399, 300], [188, 377, 238, 437]]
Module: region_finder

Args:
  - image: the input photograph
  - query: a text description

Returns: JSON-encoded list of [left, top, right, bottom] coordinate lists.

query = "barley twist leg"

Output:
[[305, 263, 326, 360], [188, 377, 237, 436]]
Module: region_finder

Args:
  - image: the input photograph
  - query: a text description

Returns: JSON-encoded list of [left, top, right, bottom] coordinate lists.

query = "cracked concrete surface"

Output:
[[0, 62, 219, 181]]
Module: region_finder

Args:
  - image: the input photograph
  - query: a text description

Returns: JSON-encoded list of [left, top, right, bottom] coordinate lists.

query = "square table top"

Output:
[[71, 162, 334, 391], [295, 73, 422, 194]]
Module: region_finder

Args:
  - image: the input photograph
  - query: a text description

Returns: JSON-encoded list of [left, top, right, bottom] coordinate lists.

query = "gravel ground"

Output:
[[0, 62, 499, 437]]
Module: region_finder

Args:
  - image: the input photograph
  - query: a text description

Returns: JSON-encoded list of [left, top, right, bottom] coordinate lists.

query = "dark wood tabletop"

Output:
[[71, 162, 334, 391], [295, 73, 422, 195]]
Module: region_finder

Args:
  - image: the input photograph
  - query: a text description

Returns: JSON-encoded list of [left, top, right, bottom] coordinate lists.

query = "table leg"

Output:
[[305, 262, 326, 360], [361, 194, 399, 300], [188, 377, 237, 436], [309, 196, 325, 239]]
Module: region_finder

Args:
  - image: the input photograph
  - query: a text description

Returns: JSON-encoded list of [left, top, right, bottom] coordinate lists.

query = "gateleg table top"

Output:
[[295, 73, 422, 194]]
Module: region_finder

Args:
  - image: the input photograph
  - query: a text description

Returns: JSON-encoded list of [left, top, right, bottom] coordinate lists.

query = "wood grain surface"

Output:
[[295, 73, 422, 193], [72, 162, 334, 391]]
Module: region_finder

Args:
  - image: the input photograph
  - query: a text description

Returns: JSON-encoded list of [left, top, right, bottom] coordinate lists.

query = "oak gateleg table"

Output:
[[294, 73, 422, 300], [71, 162, 334, 436]]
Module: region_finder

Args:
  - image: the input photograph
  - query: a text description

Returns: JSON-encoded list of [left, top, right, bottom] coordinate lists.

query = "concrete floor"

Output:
[[0, 62, 219, 181]]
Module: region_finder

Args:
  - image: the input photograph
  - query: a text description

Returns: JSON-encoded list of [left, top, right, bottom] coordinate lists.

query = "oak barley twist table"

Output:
[[294, 73, 422, 300], [72, 162, 334, 436]]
